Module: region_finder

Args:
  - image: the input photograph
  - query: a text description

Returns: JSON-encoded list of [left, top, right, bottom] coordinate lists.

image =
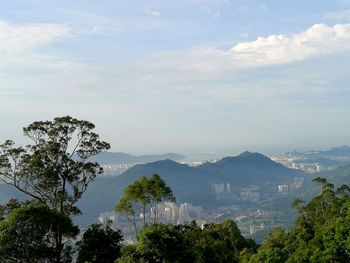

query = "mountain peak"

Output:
[[237, 151, 267, 160], [137, 159, 190, 170], [238, 151, 253, 157]]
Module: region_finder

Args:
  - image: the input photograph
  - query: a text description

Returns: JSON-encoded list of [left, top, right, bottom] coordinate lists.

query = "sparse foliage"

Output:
[[0, 116, 110, 216], [115, 174, 175, 236]]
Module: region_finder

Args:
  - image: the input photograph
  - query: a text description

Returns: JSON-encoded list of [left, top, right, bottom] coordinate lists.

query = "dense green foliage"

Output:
[[242, 177, 350, 263], [1, 117, 350, 263], [0, 201, 78, 263], [116, 220, 256, 263], [76, 223, 123, 263]]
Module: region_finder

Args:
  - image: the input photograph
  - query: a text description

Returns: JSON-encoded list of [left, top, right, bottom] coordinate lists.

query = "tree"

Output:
[[0, 202, 78, 263], [116, 220, 255, 263], [76, 223, 123, 263], [243, 228, 289, 263], [148, 174, 175, 224], [243, 178, 350, 262], [115, 196, 138, 238], [190, 220, 256, 263], [115, 174, 175, 235], [116, 223, 195, 263], [0, 116, 110, 263], [136, 224, 193, 263], [0, 116, 110, 215]]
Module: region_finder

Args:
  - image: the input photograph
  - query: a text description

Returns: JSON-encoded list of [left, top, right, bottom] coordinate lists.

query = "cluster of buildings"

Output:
[[239, 223, 266, 236], [211, 180, 305, 202], [271, 156, 320, 173], [277, 177, 304, 193], [212, 183, 261, 202], [98, 202, 281, 239], [100, 164, 132, 176], [98, 201, 203, 227]]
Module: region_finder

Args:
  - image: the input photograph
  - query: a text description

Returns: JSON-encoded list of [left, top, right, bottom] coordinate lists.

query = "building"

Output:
[[278, 184, 289, 193]]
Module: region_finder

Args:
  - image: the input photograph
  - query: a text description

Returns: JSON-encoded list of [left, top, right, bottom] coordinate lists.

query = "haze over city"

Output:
[[1, 0, 349, 154]]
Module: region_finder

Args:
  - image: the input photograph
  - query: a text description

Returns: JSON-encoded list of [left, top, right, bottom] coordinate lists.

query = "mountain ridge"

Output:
[[75, 151, 306, 225], [0, 151, 307, 226]]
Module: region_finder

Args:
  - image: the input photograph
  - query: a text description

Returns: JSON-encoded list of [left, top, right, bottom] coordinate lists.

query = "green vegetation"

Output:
[[76, 223, 122, 263], [0, 200, 78, 263], [115, 173, 175, 235], [241, 177, 350, 262], [116, 220, 256, 263], [1, 117, 350, 262], [0, 116, 110, 263]]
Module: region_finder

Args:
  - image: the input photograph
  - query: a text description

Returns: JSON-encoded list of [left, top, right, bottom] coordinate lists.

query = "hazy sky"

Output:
[[1, 0, 350, 155]]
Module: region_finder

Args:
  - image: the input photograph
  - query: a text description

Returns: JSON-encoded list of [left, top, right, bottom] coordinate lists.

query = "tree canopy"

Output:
[[115, 173, 175, 235], [0, 202, 78, 263], [242, 177, 350, 263], [116, 220, 256, 263], [0, 116, 110, 263], [76, 223, 123, 263], [0, 116, 110, 216]]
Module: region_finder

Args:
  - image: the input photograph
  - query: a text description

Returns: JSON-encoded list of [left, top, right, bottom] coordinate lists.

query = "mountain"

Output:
[[316, 163, 350, 186], [284, 146, 350, 170], [197, 151, 301, 184], [294, 157, 347, 167], [75, 151, 305, 225], [287, 146, 350, 159], [0, 151, 306, 226], [320, 146, 350, 157], [89, 152, 185, 165]]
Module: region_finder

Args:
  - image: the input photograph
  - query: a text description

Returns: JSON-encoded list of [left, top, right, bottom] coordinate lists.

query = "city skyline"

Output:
[[1, 1, 350, 154]]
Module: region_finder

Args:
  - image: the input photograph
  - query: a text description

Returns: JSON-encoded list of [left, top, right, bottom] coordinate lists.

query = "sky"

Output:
[[0, 0, 350, 155]]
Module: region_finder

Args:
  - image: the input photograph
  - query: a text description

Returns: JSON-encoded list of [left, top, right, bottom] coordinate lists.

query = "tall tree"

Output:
[[76, 223, 123, 263], [115, 174, 175, 235], [0, 116, 110, 263], [147, 174, 175, 224]]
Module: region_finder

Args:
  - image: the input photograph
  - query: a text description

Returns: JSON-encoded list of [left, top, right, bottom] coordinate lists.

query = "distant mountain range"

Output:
[[89, 152, 185, 165], [75, 151, 305, 225], [286, 146, 350, 158], [3, 149, 350, 228], [0, 151, 307, 226], [316, 162, 350, 186], [284, 146, 350, 169]]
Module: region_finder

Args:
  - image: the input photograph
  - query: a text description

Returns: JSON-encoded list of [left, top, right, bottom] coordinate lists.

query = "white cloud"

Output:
[[134, 23, 350, 77], [325, 9, 350, 21], [144, 8, 161, 17], [1, 22, 350, 103], [230, 23, 350, 66], [0, 21, 70, 53]]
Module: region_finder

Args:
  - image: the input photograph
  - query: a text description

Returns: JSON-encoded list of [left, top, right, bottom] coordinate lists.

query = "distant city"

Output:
[[84, 146, 350, 241]]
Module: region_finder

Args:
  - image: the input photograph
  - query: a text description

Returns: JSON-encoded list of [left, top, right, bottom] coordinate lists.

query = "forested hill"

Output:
[[75, 151, 305, 225], [197, 151, 302, 184], [0, 151, 306, 226]]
